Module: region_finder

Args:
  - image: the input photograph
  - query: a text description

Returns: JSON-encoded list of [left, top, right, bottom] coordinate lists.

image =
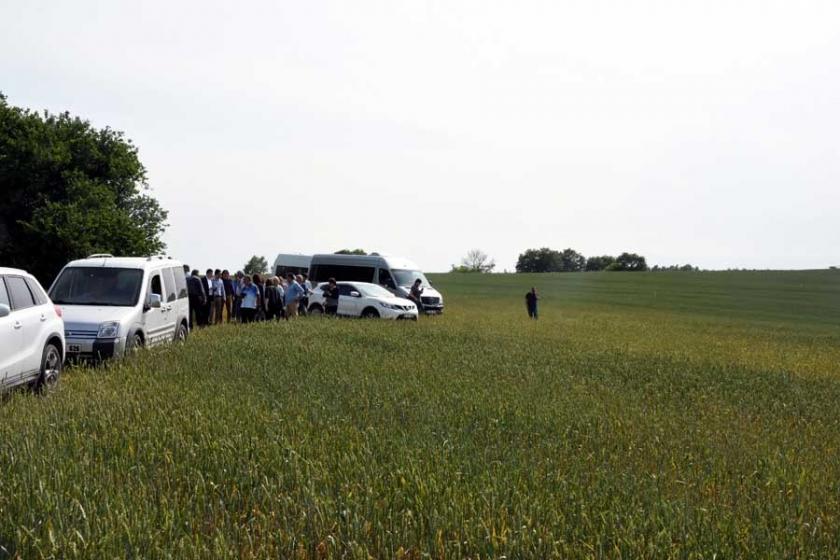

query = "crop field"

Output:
[[1, 270, 839, 558]]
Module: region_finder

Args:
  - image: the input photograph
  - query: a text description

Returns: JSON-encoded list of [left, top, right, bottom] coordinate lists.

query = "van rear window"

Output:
[[309, 264, 375, 283]]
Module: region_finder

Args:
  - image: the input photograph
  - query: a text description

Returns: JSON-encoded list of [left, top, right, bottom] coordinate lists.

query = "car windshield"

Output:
[[392, 269, 430, 287], [50, 267, 143, 306], [356, 284, 396, 298]]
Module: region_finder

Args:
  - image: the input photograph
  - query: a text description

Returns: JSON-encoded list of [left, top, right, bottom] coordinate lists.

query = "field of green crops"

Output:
[[1, 270, 839, 558]]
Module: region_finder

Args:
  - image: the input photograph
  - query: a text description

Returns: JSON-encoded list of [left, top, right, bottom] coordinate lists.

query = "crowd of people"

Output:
[[182, 265, 322, 329]]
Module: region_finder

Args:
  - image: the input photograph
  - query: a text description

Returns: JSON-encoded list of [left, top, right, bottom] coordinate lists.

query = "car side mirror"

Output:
[[350, 291, 361, 298], [0, 303, 10, 318], [145, 293, 162, 311]]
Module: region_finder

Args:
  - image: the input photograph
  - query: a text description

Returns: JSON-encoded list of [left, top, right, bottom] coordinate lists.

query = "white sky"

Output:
[[2, 0, 839, 272]]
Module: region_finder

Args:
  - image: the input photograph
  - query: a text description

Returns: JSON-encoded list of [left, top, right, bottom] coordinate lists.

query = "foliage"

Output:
[[515, 247, 562, 272], [607, 252, 649, 271], [454, 249, 495, 273], [516, 247, 585, 272], [0, 93, 167, 284], [335, 249, 367, 255], [652, 264, 699, 271], [585, 255, 616, 271], [1, 271, 840, 557], [243, 255, 268, 275]]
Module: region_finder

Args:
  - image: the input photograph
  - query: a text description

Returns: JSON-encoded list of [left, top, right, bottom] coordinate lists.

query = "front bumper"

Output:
[[65, 337, 127, 362]]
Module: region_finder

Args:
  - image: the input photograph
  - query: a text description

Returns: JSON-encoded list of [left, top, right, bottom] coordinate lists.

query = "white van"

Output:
[[308, 253, 444, 313], [273, 253, 311, 277], [49, 255, 190, 361]]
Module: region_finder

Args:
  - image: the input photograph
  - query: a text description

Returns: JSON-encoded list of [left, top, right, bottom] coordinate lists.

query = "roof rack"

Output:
[[87, 253, 114, 259]]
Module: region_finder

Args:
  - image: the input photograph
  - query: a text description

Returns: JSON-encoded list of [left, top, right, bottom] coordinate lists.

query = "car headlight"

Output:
[[379, 301, 401, 310], [97, 321, 121, 339]]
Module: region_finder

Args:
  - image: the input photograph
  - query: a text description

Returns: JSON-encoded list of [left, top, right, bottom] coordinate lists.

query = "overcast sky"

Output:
[[2, 0, 838, 272]]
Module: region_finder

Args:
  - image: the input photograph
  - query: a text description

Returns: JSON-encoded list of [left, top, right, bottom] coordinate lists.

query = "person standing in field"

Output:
[[323, 277, 339, 316], [221, 270, 234, 323], [239, 275, 259, 323], [525, 287, 539, 319], [265, 277, 285, 320], [252, 273, 265, 321], [231, 271, 244, 322], [185, 265, 207, 330], [203, 269, 214, 325], [211, 269, 226, 325], [408, 278, 425, 314], [284, 273, 304, 319]]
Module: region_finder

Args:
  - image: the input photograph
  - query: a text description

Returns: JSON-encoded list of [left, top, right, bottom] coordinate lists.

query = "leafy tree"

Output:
[[335, 249, 367, 255], [559, 248, 586, 272], [608, 252, 648, 271], [515, 248, 562, 273], [457, 249, 495, 273], [0, 93, 167, 284], [585, 255, 616, 271], [243, 255, 268, 275]]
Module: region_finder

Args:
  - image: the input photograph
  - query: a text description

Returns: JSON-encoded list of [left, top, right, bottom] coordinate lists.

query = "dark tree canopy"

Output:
[[335, 249, 367, 255], [0, 93, 167, 284], [243, 255, 268, 276], [515, 248, 562, 273], [585, 255, 616, 271], [610, 252, 649, 271]]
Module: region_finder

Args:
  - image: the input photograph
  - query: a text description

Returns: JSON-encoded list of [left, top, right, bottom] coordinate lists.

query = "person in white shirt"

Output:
[[211, 268, 226, 325]]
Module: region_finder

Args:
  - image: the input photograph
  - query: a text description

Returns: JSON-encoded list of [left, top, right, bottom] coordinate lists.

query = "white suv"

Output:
[[0, 268, 65, 392], [307, 282, 418, 320]]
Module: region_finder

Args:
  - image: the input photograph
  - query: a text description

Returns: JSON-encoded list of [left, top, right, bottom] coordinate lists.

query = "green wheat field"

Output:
[[2, 270, 839, 559]]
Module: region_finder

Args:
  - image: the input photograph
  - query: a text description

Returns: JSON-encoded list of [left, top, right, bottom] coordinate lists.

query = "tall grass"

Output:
[[1, 270, 839, 558]]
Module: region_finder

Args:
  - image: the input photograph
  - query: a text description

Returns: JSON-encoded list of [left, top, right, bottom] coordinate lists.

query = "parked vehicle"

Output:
[[273, 253, 311, 278], [308, 253, 444, 313], [49, 255, 190, 361], [307, 282, 418, 320], [0, 267, 64, 392]]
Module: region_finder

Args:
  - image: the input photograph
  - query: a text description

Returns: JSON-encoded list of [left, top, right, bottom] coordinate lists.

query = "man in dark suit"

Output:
[[184, 266, 208, 328]]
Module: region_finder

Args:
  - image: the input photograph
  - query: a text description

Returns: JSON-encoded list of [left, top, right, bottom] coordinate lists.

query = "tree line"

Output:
[[515, 248, 649, 272]]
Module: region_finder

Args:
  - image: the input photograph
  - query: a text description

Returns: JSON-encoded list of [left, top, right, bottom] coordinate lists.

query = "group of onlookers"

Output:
[[182, 265, 315, 329]]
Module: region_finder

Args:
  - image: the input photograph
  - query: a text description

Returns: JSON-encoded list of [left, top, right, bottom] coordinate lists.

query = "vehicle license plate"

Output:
[[68, 344, 81, 353]]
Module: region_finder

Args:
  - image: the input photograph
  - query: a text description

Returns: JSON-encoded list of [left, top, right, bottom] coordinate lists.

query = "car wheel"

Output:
[[126, 332, 144, 356], [308, 305, 323, 316], [175, 322, 188, 342], [36, 343, 62, 393], [361, 307, 380, 319]]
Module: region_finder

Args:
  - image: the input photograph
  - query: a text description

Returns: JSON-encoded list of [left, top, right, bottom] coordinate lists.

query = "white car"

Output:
[[0, 267, 65, 392], [307, 282, 418, 320], [49, 255, 191, 361]]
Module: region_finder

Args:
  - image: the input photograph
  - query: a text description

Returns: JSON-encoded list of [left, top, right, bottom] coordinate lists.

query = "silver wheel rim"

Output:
[[177, 326, 187, 341], [44, 347, 60, 387]]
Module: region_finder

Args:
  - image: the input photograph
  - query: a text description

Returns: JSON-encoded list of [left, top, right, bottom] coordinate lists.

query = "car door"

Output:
[[0, 276, 22, 387], [4, 275, 43, 382], [337, 284, 361, 316], [160, 267, 179, 339], [143, 271, 169, 346]]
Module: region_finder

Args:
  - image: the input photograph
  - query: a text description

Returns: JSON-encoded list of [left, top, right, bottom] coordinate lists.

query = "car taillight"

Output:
[[54, 305, 63, 318]]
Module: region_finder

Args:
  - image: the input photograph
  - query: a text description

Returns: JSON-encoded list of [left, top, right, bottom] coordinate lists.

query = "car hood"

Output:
[[59, 304, 138, 331], [373, 295, 417, 307]]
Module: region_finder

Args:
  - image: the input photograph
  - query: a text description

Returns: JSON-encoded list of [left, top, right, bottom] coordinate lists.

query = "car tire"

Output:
[[126, 331, 144, 356], [175, 321, 188, 342], [308, 304, 323, 316], [35, 342, 62, 393], [361, 307, 380, 319]]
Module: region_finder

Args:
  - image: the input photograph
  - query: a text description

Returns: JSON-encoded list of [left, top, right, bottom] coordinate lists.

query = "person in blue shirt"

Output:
[[239, 276, 260, 323], [284, 273, 304, 319]]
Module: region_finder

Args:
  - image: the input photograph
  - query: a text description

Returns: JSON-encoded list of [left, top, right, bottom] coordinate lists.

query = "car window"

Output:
[[338, 284, 356, 296], [171, 267, 188, 299], [24, 277, 48, 305], [161, 267, 178, 303], [150, 273, 163, 297], [49, 267, 143, 307], [0, 277, 10, 307], [378, 269, 396, 289], [6, 276, 36, 310]]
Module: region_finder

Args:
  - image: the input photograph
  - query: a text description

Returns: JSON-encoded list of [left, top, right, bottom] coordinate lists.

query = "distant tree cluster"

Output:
[[451, 249, 496, 273], [651, 264, 699, 272], [515, 248, 648, 273], [335, 249, 367, 255], [243, 255, 268, 275]]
